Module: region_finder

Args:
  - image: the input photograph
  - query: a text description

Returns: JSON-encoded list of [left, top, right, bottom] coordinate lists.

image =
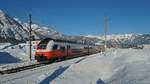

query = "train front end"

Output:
[[35, 38, 54, 62]]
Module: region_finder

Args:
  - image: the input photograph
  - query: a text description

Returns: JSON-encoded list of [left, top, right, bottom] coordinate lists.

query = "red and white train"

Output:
[[35, 38, 101, 62]]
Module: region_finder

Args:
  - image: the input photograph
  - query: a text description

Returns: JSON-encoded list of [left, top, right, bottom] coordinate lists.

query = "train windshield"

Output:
[[52, 44, 58, 50], [37, 38, 51, 49]]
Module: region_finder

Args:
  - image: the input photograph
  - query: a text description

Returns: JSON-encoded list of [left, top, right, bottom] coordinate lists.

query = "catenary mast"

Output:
[[104, 16, 108, 52], [29, 14, 32, 61]]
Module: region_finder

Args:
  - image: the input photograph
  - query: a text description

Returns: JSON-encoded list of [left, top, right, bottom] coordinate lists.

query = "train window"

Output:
[[37, 38, 50, 49], [38, 44, 47, 49], [60, 46, 65, 52], [53, 44, 58, 50], [84, 47, 88, 49], [67, 45, 70, 49]]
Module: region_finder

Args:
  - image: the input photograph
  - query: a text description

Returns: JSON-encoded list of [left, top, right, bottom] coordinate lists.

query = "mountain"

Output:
[[86, 34, 150, 47], [0, 10, 28, 43], [22, 23, 63, 39], [0, 10, 99, 44], [1, 9, 149, 46], [0, 10, 63, 44]]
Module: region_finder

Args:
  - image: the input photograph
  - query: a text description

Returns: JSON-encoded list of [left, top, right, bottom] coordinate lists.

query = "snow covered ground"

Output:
[[0, 43, 28, 62], [51, 48, 150, 84], [0, 46, 150, 84], [0, 43, 35, 70]]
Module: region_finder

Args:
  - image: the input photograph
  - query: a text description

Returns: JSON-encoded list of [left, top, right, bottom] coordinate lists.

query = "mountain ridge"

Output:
[[0, 9, 149, 45], [0, 9, 63, 44]]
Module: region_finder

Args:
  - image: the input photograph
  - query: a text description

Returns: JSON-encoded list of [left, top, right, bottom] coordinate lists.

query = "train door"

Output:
[[59, 46, 66, 57], [52, 44, 59, 58], [67, 45, 71, 56]]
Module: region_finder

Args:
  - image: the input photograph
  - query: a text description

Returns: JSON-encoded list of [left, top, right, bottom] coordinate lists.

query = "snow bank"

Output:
[[0, 47, 150, 84], [0, 43, 39, 70], [144, 44, 150, 49], [0, 60, 37, 71], [0, 43, 12, 50], [0, 43, 28, 62], [50, 48, 150, 84]]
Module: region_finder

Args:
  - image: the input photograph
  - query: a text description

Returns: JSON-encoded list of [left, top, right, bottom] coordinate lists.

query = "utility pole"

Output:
[[29, 14, 32, 61], [104, 16, 108, 52]]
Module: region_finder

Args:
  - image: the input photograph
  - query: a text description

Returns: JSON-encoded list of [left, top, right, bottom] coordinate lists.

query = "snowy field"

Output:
[[0, 45, 150, 84], [0, 43, 35, 71], [0, 43, 28, 62]]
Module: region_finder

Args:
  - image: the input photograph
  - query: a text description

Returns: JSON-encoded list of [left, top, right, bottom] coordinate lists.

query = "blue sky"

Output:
[[0, 0, 150, 35]]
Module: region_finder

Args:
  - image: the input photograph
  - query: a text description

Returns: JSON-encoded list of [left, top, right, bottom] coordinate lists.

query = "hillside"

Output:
[[86, 34, 150, 47], [0, 9, 100, 44], [0, 10, 63, 44], [0, 10, 28, 43]]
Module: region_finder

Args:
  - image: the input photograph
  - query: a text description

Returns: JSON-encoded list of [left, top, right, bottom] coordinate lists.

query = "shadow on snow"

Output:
[[0, 52, 21, 64], [96, 78, 105, 84], [75, 57, 86, 64], [40, 66, 70, 84]]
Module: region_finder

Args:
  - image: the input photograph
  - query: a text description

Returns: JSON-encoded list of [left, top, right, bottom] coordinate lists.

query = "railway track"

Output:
[[0, 52, 100, 75], [0, 63, 45, 75]]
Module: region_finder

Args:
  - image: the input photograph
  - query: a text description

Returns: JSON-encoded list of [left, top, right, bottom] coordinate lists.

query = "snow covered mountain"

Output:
[[86, 34, 150, 47], [0, 9, 105, 45], [22, 23, 63, 39], [0, 10, 28, 43], [0, 10, 63, 43], [0, 9, 149, 45]]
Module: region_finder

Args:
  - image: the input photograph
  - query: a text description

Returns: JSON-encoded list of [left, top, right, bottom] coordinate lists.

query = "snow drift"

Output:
[[50, 48, 150, 84]]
